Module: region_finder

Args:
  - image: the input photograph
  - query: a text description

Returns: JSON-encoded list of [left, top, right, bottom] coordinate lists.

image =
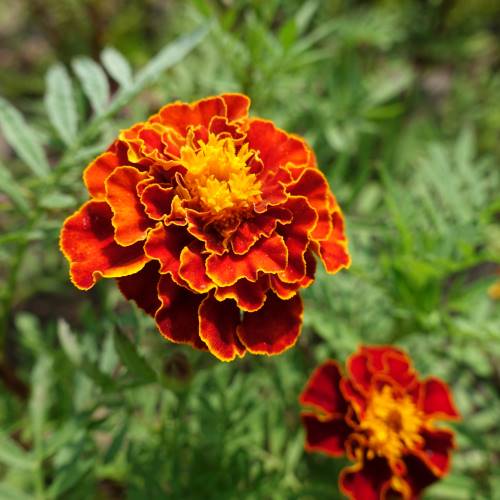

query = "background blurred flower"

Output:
[[300, 346, 460, 499], [60, 94, 349, 361]]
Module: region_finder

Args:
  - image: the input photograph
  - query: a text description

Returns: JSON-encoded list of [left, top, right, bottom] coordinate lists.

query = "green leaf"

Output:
[[100, 47, 133, 88], [113, 332, 157, 384], [0, 432, 37, 470], [30, 355, 52, 449], [0, 97, 50, 177], [44, 63, 78, 146], [57, 319, 82, 365], [0, 159, 31, 216], [0, 484, 33, 500], [72, 57, 110, 115]]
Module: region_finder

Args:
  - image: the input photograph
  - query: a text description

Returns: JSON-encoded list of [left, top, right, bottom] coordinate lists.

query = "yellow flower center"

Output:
[[361, 385, 424, 463], [178, 133, 261, 221]]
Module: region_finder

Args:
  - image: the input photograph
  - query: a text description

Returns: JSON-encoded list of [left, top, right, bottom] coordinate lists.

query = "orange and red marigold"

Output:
[[60, 93, 350, 361], [300, 346, 460, 500]]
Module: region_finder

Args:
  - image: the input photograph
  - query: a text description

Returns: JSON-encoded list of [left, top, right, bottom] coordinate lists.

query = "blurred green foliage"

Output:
[[0, 0, 499, 498]]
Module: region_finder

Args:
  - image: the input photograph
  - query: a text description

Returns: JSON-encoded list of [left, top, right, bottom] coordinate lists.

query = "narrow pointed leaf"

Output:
[[44, 63, 78, 146], [72, 57, 110, 115], [100, 47, 133, 88], [113, 332, 157, 383], [0, 433, 37, 470], [0, 159, 31, 216], [0, 97, 50, 177]]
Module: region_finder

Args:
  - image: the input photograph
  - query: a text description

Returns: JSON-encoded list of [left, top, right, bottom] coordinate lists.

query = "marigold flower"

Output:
[[60, 94, 350, 360], [299, 346, 460, 499]]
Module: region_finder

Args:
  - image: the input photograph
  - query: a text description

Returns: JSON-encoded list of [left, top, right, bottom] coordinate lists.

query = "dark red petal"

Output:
[[299, 360, 347, 416], [301, 413, 351, 457], [117, 261, 161, 316], [144, 223, 189, 283], [278, 196, 317, 283], [105, 166, 155, 245], [83, 151, 121, 199], [198, 294, 245, 361], [413, 427, 455, 477], [178, 242, 214, 293], [206, 234, 288, 287], [214, 275, 270, 312], [246, 119, 312, 170], [221, 93, 250, 121], [339, 457, 393, 500], [237, 293, 303, 355], [347, 351, 372, 394], [60, 200, 148, 290], [403, 453, 439, 498], [140, 183, 175, 220], [420, 378, 460, 420], [340, 379, 368, 416], [269, 276, 301, 299], [385, 350, 417, 389], [154, 275, 207, 350]]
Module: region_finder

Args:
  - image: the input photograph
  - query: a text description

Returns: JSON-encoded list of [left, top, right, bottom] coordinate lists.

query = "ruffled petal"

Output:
[[220, 93, 250, 121], [140, 183, 175, 220], [206, 234, 288, 287], [214, 275, 269, 312], [83, 151, 121, 199], [419, 378, 460, 420], [60, 200, 148, 290], [278, 196, 317, 282], [301, 413, 351, 457], [117, 261, 161, 316], [155, 275, 207, 350], [347, 351, 372, 394], [246, 119, 312, 170], [153, 96, 227, 135], [105, 166, 155, 245], [198, 294, 245, 361], [412, 427, 454, 477], [237, 293, 303, 355], [299, 360, 348, 416], [144, 223, 189, 283], [339, 457, 393, 500], [178, 242, 214, 293], [402, 453, 439, 499]]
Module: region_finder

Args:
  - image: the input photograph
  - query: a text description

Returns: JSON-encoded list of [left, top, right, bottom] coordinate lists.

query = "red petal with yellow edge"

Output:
[[178, 242, 214, 293], [340, 379, 368, 415], [412, 428, 454, 477], [220, 93, 250, 121], [289, 168, 332, 240], [214, 275, 269, 312], [300, 360, 348, 416], [315, 237, 350, 274], [117, 261, 161, 316], [419, 378, 460, 420], [347, 351, 372, 394], [278, 196, 317, 283], [105, 166, 155, 245], [402, 454, 439, 499], [60, 200, 148, 290], [198, 294, 245, 361], [230, 206, 292, 255], [269, 276, 301, 299], [206, 234, 288, 287], [185, 209, 226, 255], [141, 183, 175, 220], [237, 292, 303, 355], [155, 275, 207, 350], [246, 119, 311, 170], [339, 457, 393, 500], [153, 96, 226, 135], [144, 223, 189, 281], [83, 151, 120, 199], [208, 116, 245, 143], [302, 413, 351, 457], [384, 350, 417, 389], [255, 166, 292, 212]]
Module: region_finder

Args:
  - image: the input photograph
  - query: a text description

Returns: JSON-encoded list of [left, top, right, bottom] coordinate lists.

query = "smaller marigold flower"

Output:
[[60, 94, 350, 361], [299, 346, 460, 500]]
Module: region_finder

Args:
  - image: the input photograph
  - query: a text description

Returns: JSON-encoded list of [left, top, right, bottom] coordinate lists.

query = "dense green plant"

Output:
[[0, 1, 499, 498]]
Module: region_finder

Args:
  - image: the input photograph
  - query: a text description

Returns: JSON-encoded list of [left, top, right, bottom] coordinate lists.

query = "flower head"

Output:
[[60, 94, 349, 360], [300, 346, 460, 499]]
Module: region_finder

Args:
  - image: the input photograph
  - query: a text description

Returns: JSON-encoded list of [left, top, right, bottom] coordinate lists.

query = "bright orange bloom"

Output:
[[60, 94, 349, 360], [300, 346, 460, 499]]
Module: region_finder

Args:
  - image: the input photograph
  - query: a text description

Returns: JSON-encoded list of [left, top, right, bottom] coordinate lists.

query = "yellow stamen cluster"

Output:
[[361, 385, 424, 463], [179, 133, 261, 221]]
